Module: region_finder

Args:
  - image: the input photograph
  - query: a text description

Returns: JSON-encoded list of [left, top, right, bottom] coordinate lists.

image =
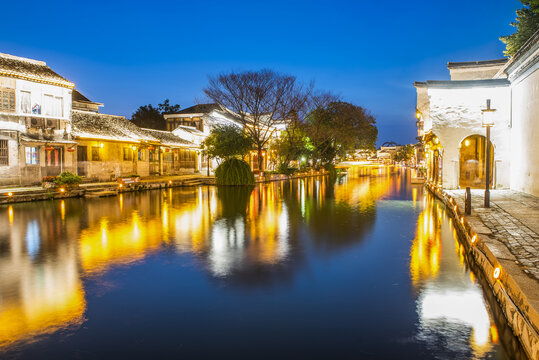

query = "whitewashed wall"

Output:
[[509, 68, 539, 196], [425, 85, 511, 189]]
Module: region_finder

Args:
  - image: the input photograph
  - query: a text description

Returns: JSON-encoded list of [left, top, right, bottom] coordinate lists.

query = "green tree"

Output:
[[204, 69, 312, 171], [501, 0, 539, 56], [305, 101, 377, 166], [202, 124, 252, 160], [394, 144, 415, 163], [131, 99, 180, 130], [273, 127, 313, 168]]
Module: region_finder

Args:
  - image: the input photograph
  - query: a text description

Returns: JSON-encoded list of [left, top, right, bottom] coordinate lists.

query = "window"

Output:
[[20, 91, 31, 114], [43, 95, 54, 116], [123, 147, 133, 161], [138, 149, 146, 161], [0, 140, 8, 165], [91, 146, 101, 161], [25, 147, 38, 165], [53, 97, 63, 117], [0, 88, 15, 113]]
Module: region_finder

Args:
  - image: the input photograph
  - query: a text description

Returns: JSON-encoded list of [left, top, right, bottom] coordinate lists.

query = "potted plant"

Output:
[[54, 172, 83, 190]]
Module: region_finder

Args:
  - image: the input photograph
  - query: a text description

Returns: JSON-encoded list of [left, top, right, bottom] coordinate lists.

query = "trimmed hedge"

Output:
[[215, 158, 255, 186]]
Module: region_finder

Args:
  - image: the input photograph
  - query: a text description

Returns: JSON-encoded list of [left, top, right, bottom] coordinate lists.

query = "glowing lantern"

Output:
[[7, 192, 13, 197], [100, 143, 104, 148], [493, 267, 501, 279], [45, 146, 54, 151], [471, 235, 477, 244], [67, 147, 76, 152], [59, 188, 65, 193]]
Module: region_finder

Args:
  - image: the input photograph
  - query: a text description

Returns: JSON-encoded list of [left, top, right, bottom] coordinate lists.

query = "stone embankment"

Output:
[[0, 171, 329, 205], [427, 184, 539, 360]]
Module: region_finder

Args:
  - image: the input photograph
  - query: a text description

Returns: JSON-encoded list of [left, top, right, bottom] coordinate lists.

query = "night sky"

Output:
[[1, 0, 521, 145]]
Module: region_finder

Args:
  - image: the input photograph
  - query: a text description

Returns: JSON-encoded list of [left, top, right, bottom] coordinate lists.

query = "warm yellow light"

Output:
[[131, 145, 137, 151], [100, 143, 104, 148], [60, 188, 65, 193], [454, 205, 457, 211], [493, 267, 501, 279], [460, 217, 464, 224], [415, 110, 421, 119], [119, 184, 123, 188], [434, 138, 439, 144], [471, 235, 477, 244], [168, 180, 172, 185], [7, 192, 12, 197], [464, 139, 470, 147], [490, 325, 499, 343]]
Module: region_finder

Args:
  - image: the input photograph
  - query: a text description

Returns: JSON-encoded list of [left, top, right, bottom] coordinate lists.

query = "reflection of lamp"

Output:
[[481, 100, 496, 207]]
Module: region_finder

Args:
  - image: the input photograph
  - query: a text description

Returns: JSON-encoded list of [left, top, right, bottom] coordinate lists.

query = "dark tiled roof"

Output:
[[72, 89, 91, 102], [171, 103, 221, 115], [71, 110, 156, 143], [141, 128, 195, 147], [0, 53, 74, 88], [447, 59, 508, 69]]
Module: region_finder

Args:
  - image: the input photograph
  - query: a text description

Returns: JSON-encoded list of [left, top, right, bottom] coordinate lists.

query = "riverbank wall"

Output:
[[426, 183, 539, 360], [0, 171, 329, 205]]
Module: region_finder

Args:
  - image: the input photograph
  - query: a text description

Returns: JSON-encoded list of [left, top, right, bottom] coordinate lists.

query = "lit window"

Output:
[[20, 91, 31, 114], [25, 147, 38, 165], [0, 88, 15, 113], [138, 149, 146, 161], [91, 146, 101, 161], [123, 147, 133, 161], [0, 140, 8, 165]]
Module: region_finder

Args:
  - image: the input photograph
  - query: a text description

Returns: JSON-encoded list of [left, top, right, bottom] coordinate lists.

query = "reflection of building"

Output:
[[411, 192, 497, 358], [0, 207, 85, 347], [415, 30, 539, 196]]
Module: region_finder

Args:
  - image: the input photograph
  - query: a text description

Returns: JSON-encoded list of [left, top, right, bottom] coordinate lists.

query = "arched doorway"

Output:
[[459, 135, 493, 189]]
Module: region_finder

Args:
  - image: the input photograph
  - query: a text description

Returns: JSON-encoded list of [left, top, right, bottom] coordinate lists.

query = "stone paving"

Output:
[[446, 189, 539, 281]]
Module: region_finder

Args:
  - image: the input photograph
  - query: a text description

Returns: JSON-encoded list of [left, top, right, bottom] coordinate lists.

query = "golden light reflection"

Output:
[[414, 192, 496, 357], [410, 196, 441, 287], [8, 205, 13, 225], [0, 251, 86, 348]]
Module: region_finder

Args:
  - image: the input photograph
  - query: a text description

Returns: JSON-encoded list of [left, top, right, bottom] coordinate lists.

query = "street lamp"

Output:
[[481, 99, 495, 207]]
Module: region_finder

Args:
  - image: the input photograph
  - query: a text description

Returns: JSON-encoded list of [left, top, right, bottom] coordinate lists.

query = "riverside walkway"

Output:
[[438, 188, 539, 359], [447, 189, 539, 281]]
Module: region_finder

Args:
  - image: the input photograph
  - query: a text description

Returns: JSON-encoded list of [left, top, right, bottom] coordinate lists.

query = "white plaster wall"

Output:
[[15, 79, 71, 121], [416, 86, 431, 133], [426, 85, 511, 189], [449, 67, 504, 81], [509, 68, 539, 196]]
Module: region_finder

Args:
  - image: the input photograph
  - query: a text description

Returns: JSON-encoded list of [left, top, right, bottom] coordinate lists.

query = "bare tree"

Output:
[[204, 69, 312, 171]]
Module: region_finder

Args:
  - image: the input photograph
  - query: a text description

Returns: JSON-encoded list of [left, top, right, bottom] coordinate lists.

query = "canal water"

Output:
[[0, 167, 523, 359]]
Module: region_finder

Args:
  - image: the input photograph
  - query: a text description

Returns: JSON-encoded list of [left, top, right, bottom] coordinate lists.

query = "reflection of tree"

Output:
[[217, 186, 254, 219]]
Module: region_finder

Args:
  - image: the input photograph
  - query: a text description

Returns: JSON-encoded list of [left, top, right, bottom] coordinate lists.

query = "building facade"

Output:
[[415, 30, 539, 196], [0, 53, 76, 185]]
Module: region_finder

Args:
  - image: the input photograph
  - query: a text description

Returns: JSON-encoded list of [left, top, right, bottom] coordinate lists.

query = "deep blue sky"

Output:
[[1, 0, 521, 145]]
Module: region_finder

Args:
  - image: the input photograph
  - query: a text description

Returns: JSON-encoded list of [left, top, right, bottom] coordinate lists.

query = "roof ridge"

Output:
[[0, 52, 47, 66]]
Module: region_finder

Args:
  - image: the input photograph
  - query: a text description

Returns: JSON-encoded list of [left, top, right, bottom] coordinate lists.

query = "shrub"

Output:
[[276, 163, 296, 176], [54, 172, 83, 187], [215, 158, 255, 186]]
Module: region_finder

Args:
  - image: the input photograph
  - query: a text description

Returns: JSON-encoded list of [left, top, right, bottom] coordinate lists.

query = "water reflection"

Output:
[[0, 166, 520, 359], [412, 192, 498, 358]]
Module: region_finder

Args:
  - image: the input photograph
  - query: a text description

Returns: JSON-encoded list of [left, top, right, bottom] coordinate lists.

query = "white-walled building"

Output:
[[415, 30, 539, 197], [165, 103, 284, 173], [0, 53, 76, 185]]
